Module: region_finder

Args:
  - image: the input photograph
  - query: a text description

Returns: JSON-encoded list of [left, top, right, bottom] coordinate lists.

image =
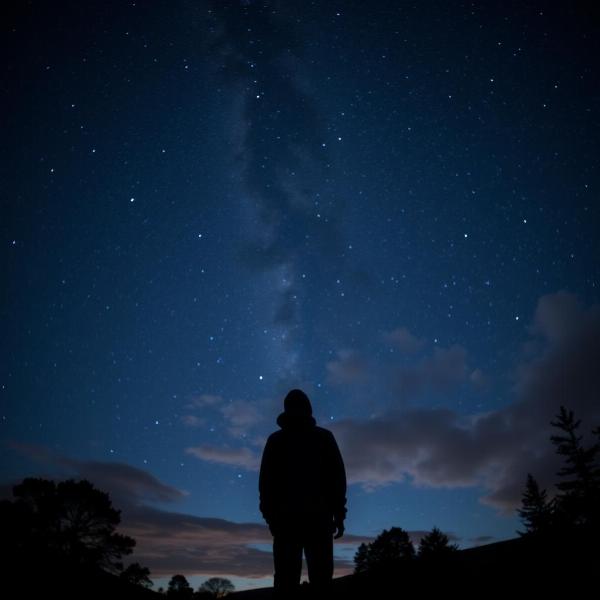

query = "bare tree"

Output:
[[198, 577, 235, 598], [167, 574, 193, 599]]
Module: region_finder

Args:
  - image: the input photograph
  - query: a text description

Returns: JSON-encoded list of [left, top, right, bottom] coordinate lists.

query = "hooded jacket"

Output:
[[258, 394, 347, 527]]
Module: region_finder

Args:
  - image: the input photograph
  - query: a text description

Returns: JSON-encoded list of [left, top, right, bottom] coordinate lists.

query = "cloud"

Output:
[[120, 504, 274, 578], [326, 349, 370, 386], [185, 445, 261, 471], [332, 407, 487, 490], [123, 503, 374, 578], [5, 442, 186, 506], [469, 368, 488, 390], [324, 338, 474, 401], [332, 292, 600, 513], [183, 393, 266, 438], [185, 394, 224, 409], [530, 289, 587, 343], [68, 459, 188, 506], [220, 400, 264, 438], [181, 415, 205, 428], [390, 344, 469, 400], [382, 327, 426, 354]]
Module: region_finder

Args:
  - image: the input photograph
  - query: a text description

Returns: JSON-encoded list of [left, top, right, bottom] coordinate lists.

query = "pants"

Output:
[[272, 517, 333, 596]]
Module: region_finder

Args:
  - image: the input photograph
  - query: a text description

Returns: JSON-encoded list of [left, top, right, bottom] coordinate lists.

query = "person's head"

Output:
[[283, 388, 312, 417]]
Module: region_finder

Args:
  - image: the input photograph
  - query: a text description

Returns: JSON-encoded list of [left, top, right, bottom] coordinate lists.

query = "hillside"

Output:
[[9, 525, 596, 598], [8, 558, 160, 600], [231, 526, 598, 598]]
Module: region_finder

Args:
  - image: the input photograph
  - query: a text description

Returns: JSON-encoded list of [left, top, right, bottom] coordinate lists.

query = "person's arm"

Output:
[[328, 431, 347, 538], [258, 434, 276, 527]]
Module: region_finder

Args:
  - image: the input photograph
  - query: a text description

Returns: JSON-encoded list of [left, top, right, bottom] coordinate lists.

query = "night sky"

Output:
[[2, 0, 600, 591]]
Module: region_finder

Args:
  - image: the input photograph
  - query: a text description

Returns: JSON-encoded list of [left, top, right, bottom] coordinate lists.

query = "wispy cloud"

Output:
[[326, 349, 371, 386], [185, 445, 261, 470], [390, 344, 470, 401], [5, 442, 186, 506], [181, 415, 205, 428], [382, 327, 426, 354], [182, 392, 266, 438], [185, 394, 225, 410]]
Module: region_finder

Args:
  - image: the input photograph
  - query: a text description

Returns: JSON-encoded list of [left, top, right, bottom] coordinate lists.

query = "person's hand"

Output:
[[332, 518, 345, 539]]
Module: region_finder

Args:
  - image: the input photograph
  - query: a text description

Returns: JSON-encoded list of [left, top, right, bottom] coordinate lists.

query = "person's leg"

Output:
[[273, 526, 303, 598], [304, 523, 334, 597]]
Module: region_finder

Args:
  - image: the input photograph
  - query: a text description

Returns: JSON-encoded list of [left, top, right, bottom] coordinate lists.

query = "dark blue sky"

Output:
[[2, 0, 600, 591]]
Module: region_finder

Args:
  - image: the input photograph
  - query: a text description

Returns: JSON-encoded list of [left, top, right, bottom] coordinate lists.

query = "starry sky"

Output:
[[2, 0, 600, 591]]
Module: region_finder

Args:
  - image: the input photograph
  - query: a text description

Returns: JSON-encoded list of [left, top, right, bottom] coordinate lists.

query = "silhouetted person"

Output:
[[259, 389, 347, 597]]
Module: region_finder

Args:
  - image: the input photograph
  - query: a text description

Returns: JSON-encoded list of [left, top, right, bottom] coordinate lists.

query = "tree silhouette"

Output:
[[353, 527, 415, 573], [120, 562, 153, 588], [550, 406, 600, 528], [417, 526, 459, 558], [353, 542, 369, 574], [198, 577, 235, 598], [167, 574, 194, 599], [517, 473, 555, 536], [1, 477, 135, 573]]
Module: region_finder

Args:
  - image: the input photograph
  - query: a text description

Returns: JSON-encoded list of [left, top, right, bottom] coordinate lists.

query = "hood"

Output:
[[283, 389, 313, 416]]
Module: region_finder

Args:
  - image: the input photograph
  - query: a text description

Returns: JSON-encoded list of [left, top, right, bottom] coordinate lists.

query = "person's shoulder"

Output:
[[314, 425, 336, 439], [314, 425, 331, 433], [266, 429, 283, 443]]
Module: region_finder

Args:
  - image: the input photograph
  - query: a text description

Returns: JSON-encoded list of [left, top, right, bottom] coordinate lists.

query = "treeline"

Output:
[[353, 525, 458, 573], [158, 575, 234, 598]]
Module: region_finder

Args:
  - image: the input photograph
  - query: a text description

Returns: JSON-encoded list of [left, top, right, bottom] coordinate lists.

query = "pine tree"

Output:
[[517, 473, 554, 536], [550, 406, 600, 527], [417, 526, 459, 558]]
